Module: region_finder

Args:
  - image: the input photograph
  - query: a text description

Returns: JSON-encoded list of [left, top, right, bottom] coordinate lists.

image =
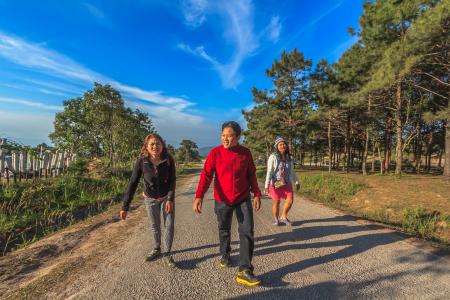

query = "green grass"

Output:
[[402, 208, 440, 239], [298, 173, 366, 207], [0, 175, 128, 255], [295, 170, 450, 245]]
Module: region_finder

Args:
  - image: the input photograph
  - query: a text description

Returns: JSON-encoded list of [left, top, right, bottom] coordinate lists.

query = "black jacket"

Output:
[[122, 154, 176, 211]]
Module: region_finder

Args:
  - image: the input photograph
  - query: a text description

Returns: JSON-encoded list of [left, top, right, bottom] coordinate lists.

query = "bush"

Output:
[[66, 158, 89, 176], [402, 208, 439, 238]]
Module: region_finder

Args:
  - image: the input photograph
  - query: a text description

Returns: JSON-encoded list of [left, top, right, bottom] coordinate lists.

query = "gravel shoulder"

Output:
[[1, 174, 450, 300]]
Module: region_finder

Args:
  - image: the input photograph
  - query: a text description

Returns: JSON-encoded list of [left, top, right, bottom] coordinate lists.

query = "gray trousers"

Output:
[[143, 196, 175, 253]]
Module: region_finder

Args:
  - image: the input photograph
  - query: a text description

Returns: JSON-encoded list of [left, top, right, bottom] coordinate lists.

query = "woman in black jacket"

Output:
[[120, 133, 176, 267]]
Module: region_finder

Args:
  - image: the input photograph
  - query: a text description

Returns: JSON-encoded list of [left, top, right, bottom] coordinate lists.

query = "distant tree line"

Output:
[[243, 0, 449, 180]]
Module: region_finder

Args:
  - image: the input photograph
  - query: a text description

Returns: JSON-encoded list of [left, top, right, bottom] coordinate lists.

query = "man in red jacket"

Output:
[[193, 121, 262, 286]]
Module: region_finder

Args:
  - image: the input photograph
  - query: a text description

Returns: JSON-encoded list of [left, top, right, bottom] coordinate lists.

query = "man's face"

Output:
[[221, 127, 239, 149]]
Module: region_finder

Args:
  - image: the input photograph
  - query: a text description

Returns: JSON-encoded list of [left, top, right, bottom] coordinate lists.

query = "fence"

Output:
[[0, 148, 76, 183]]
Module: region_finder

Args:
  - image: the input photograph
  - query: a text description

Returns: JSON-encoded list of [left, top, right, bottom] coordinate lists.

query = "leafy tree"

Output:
[[50, 83, 155, 169], [252, 49, 313, 156], [176, 139, 200, 163]]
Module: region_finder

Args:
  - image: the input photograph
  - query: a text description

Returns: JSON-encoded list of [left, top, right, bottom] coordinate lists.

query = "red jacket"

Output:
[[195, 144, 262, 205]]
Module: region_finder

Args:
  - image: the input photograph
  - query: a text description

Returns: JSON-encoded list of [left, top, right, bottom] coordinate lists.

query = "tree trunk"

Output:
[[371, 140, 376, 172], [414, 120, 423, 173], [384, 115, 391, 173], [377, 143, 384, 175], [346, 114, 351, 173], [328, 117, 332, 174], [395, 82, 403, 176], [445, 117, 450, 182]]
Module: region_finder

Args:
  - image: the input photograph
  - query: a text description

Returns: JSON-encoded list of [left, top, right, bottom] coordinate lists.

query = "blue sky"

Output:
[[0, 0, 363, 147]]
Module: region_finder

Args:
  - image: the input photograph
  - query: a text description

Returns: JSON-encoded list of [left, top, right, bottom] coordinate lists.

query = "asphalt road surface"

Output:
[[55, 175, 450, 300]]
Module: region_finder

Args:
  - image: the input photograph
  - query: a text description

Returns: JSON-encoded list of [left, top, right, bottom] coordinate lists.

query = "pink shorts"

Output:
[[268, 182, 293, 202]]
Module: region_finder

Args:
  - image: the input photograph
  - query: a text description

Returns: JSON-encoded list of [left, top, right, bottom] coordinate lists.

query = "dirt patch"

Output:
[[0, 175, 195, 300]]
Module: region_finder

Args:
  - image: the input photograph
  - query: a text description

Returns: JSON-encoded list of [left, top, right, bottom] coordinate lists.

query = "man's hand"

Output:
[[193, 198, 203, 214], [264, 188, 269, 195], [165, 201, 173, 214], [119, 210, 127, 220], [253, 196, 261, 211]]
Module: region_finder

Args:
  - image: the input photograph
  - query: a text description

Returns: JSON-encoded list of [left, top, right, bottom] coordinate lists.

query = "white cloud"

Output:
[[181, 0, 208, 27], [264, 16, 282, 43], [0, 32, 213, 146], [0, 110, 54, 145], [83, 3, 111, 27], [0, 32, 194, 111], [127, 102, 217, 147], [0, 97, 63, 111], [179, 0, 258, 89]]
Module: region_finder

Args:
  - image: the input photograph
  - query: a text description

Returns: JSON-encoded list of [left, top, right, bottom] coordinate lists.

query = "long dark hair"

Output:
[[140, 133, 168, 159], [275, 142, 291, 161]]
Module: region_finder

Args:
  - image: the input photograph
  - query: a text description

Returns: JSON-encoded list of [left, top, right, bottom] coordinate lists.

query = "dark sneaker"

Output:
[[280, 218, 292, 226], [219, 254, 232, 268], [162, 254, 176, 268], [236, 269, 261, 286], [146, 248, 161, 261]]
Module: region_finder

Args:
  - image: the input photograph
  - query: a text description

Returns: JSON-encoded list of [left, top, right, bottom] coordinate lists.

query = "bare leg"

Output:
[[272, 201, 280, 220], [281, 195, 293, 219]]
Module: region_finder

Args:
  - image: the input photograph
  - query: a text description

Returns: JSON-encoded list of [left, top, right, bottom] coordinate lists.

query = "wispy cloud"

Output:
[[181, 0, 208, 28], [281, 0, 347, 51], [83, 3, 111, 27], [264, 16, 282, 43], [0, 32, 194, 111], [179, 0, 259, 89], [331, 36, 358, 60], [0, 97, 63, 110]]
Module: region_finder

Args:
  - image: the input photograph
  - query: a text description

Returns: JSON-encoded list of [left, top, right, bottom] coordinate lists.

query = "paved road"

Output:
[[59, 175, 450, 300]]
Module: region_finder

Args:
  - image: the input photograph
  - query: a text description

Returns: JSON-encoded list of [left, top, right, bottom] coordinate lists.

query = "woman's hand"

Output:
[[119, 210, 127, 220], [264, 188, 269, 195], [165, 201, 173, 214]]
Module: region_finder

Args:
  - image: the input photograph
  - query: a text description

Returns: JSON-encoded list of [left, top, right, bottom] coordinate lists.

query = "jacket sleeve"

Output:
[[289, 159, 299, 183], [166, 155, 176, 202], [195, 150, 215, 199], [264, 154, 274, 189], [247, 151, 262, 197], [122, 158, 143, 211]]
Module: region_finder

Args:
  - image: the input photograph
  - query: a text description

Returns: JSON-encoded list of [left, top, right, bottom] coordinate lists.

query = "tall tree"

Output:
[[252, 49, 313, 155]]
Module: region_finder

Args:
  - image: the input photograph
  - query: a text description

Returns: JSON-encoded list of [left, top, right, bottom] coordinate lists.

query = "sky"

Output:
[[0, 0, 364, 148]]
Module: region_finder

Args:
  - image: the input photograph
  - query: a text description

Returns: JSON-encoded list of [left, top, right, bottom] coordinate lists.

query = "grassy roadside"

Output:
[[0, 163, 201, 256], [256, 166, 450, 245], [0, 176, 128, 255], [296, 170, 450, 246]]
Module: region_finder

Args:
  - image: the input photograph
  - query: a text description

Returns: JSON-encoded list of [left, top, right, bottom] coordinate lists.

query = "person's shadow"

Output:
[[175, 215, 398, 278]]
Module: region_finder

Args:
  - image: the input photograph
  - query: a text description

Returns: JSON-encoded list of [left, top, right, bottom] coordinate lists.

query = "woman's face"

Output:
[[221, 127, 239, 149], [147, 137, 163, 158], [277, 142, 287, 154]]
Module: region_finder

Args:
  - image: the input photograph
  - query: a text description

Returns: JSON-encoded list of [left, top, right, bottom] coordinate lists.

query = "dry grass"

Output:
[[296, 169, 450, 244]]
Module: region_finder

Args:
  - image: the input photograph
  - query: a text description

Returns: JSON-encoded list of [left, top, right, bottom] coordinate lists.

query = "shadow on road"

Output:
[[175, 215, 448, 293]]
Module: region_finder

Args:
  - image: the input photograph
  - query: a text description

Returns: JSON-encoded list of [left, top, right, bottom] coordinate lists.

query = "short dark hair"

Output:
[[222, 121, 241, 136]]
